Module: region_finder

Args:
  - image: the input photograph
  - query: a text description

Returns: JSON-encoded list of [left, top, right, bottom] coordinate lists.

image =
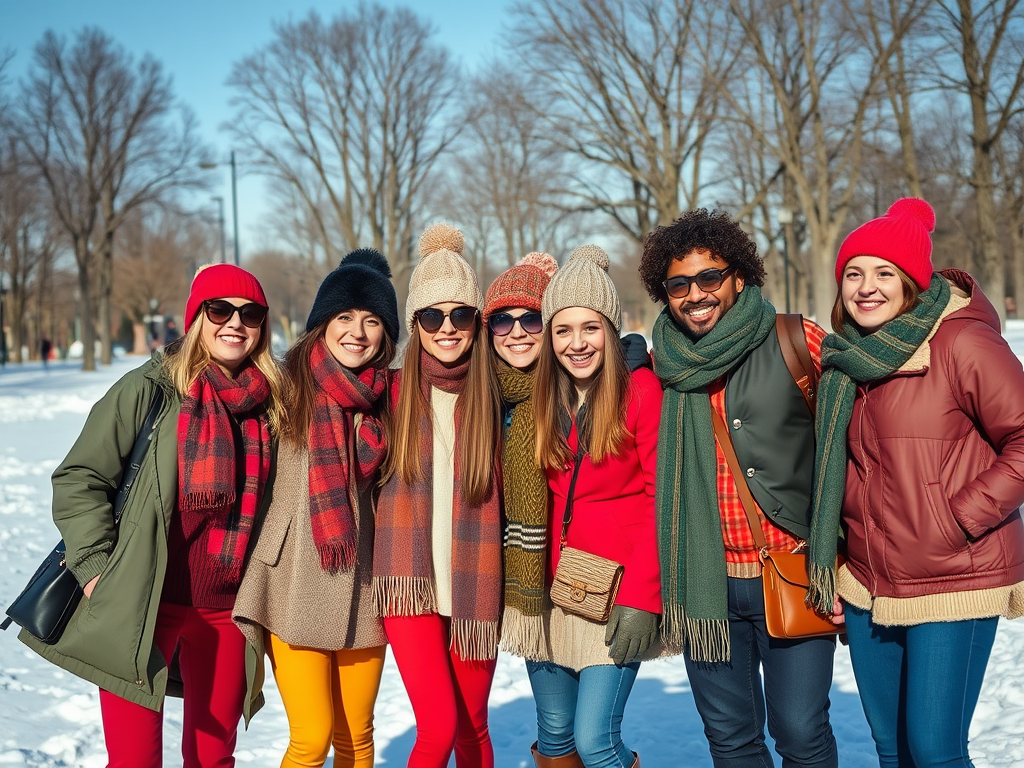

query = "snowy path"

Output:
[[2, 357, 1022, 767]]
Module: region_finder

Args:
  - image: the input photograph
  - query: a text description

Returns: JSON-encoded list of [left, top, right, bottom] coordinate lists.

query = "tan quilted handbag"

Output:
[[550, 546, 624, 623]]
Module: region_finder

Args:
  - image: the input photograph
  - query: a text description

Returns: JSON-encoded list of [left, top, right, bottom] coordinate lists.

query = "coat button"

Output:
[[746, 467, 756, 477], [135, 679, 144, 686], [732, 418, 742, 429]]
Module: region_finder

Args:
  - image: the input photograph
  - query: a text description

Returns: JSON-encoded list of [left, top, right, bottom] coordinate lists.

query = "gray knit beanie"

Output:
[[541, 244, 621, 332], [405, 222, 483, 331]]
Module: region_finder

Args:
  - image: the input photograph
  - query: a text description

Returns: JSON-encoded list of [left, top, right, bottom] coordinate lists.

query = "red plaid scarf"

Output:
[[373, 350, 502, 660], [308, 339, 388, 571], [178, 363, 272, 579]]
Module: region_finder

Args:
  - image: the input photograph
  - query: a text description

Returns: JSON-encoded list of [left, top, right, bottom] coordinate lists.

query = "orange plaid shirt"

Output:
[[709, 319, 825, 577]]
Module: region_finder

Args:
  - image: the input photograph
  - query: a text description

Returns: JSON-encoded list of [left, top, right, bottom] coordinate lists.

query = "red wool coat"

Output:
[[545, 366, 664, 614]]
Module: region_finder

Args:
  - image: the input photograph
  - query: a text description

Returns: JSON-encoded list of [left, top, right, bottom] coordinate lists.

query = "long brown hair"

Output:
[[280, 318, 397, 447], [534, 315, 630, 469], [384, 318, 500, 506], [161, 313, 285, 434], [831, 263, 922, 332]]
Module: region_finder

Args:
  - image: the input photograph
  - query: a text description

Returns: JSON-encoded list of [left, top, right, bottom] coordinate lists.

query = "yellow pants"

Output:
[[267, 633, 386, 768]]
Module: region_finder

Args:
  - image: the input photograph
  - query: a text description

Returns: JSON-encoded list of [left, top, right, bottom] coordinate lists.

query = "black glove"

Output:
[[604, 605, 659, 665]]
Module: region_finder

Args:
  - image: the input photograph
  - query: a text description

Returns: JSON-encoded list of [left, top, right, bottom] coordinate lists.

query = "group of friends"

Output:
[[15, 197, 1024, 768]]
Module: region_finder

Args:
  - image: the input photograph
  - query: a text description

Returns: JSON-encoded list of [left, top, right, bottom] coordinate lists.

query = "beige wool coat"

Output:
[[233, 434, 386, 652]]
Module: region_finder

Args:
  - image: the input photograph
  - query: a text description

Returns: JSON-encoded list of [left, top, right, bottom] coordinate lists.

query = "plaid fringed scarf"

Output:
[[178, 362, 272, 579], [496, 360, 549, 659], [373, 350, 502, 661], [653, 286, 777, 662], [308, 339, 388, 571], [807, 274, 951, 613]]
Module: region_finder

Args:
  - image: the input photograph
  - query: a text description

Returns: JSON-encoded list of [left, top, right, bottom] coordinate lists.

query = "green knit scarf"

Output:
[[807, 274, 951, 614], [496, 360, 550, 659], [653, 286, 777, 662]]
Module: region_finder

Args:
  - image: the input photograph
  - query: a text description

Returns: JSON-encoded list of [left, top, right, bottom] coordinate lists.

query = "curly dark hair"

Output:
[[639, 209, 766, 304]]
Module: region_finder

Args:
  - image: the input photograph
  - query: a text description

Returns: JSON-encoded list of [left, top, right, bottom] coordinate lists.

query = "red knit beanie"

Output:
[[184, 264, 268, 332], [835, 198, 936, 290], [483, 252, 559, 321]]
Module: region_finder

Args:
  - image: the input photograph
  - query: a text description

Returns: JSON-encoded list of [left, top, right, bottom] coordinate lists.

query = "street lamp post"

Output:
[[777, 207, 794, 314], [0, 271, 7, 367], [212, 196, 227, 264], [200, 151, 240, 266]]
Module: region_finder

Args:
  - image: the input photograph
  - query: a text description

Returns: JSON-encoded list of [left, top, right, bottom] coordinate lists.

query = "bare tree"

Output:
[[935, 0, 1024, 325], [431, 63, 591, 284], [226, 4, 464, 309], [724, 0, 918, 322], [18, 28, 208, 369], [507, 0, 736, 245]]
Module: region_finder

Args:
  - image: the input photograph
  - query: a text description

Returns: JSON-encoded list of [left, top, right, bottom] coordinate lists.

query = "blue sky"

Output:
[[0, 0, 511, 256]]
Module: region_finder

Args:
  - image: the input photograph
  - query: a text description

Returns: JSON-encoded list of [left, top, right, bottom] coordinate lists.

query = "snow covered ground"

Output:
[[2, 355, 1023, 767]]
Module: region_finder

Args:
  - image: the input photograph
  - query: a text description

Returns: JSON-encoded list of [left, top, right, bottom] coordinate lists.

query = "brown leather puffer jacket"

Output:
[[841, 270, 1024, 605]]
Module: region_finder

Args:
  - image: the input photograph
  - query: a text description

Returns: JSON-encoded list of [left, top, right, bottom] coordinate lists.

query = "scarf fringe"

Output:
[[319, 539, 357, 573], [372, 576, 437, 617], [808, 561, 837, 616], [450, 617, 499, 661], [662, 604, 731, 662], [180, 491, 232, 513], [499, 606, 547, 660]]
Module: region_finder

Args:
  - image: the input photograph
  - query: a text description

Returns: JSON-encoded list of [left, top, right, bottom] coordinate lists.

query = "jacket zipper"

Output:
[[858, 384, 878, 594]]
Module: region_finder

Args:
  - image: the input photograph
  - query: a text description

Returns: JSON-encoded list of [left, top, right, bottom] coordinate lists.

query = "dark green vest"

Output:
[[723, 320, 814, 539]]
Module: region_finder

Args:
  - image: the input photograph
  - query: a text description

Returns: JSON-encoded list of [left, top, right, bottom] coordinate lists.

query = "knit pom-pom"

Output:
[[520, 252, 558, 278], [887, 198, 935, 233], [568, 244, 610, 272], [340, 247, 391, 278], [419, 222, 464, 257]]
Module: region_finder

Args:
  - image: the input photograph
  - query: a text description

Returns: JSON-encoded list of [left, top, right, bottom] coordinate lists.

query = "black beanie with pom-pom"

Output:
[[306, 248, 400, 342]]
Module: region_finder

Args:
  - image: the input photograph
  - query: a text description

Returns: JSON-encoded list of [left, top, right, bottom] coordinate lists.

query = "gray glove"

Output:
[[604, 605, 659, 665]]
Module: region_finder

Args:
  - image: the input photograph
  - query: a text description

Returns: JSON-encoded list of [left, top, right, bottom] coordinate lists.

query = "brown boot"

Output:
[[531, 742, 585, 767], [630, 753, 641, 768]]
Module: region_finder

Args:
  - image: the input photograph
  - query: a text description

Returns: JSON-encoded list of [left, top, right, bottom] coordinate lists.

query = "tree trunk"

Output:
[[1011, 208, 1024, 320], [75, 236, 97, 372]]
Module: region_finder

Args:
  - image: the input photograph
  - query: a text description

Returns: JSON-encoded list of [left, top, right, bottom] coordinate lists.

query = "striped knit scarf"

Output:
[[652, 286, 777, 662], [807, 274, 951, 613], [308, 339, 387, 571], [373, 350, 503, 660], [496, 359, 549, 659], [178, 362, 272, 579]]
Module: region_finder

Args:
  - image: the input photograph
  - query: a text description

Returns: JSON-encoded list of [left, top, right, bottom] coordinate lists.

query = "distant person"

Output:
[[40, 337, 52, 368], [810, 198, 1024, 768], [164, 319, 180, 347], [18, 264, 283, 768]]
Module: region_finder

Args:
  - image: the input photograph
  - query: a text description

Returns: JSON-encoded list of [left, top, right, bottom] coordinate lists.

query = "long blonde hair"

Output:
[[534, 315, 630, 469], [161, 313, 284, 433], [384, 320, 500, 507]]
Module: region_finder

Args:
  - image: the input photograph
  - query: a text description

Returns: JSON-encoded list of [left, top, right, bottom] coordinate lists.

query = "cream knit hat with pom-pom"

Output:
[[541, 244, 621, 332], [405, 222, 483, 332]]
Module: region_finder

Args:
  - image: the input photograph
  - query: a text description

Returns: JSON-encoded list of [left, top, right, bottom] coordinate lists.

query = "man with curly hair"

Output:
[[641, 209, 838, 768]]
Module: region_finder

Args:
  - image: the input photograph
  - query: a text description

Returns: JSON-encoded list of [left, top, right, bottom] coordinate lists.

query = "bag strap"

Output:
[[111, 387, 165, 524], [558, 407, 587, 550], [710, 406, 768, 551], [776, 314, 817, 415]]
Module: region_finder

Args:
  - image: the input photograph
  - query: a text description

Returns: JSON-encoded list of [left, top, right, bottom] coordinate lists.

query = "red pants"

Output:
[[100, 603, 248, 768], [383, 614, 497, 768]]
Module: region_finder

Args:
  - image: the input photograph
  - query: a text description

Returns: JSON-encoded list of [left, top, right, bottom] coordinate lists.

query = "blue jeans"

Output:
[[526, 659, 639, 768], [684, 576, 838, 768], [844, 603, 998, 768]]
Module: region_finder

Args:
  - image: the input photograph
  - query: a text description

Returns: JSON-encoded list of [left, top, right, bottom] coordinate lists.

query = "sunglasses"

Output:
[[415, 306, 478, 334], [203, 299, 268, 329], [487, 311, 544, 337], [663, 266, 735, 299]]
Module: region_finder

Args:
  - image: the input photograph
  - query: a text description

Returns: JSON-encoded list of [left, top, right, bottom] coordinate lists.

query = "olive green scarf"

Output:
[[496, 360, 550, 659], [653, 286, 777, 662]]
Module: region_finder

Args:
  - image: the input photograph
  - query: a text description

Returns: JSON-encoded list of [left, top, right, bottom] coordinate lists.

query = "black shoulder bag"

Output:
[[2, 388, 165, 643]]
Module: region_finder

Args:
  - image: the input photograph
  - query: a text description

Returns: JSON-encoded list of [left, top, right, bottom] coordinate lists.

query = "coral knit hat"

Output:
[[184, 264, 268, 332], [835, 198, 936, 291], [483, 252, 559, 321]]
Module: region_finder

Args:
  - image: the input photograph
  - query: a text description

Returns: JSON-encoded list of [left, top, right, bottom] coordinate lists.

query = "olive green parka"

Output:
[[19, 356, 270, 720]]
